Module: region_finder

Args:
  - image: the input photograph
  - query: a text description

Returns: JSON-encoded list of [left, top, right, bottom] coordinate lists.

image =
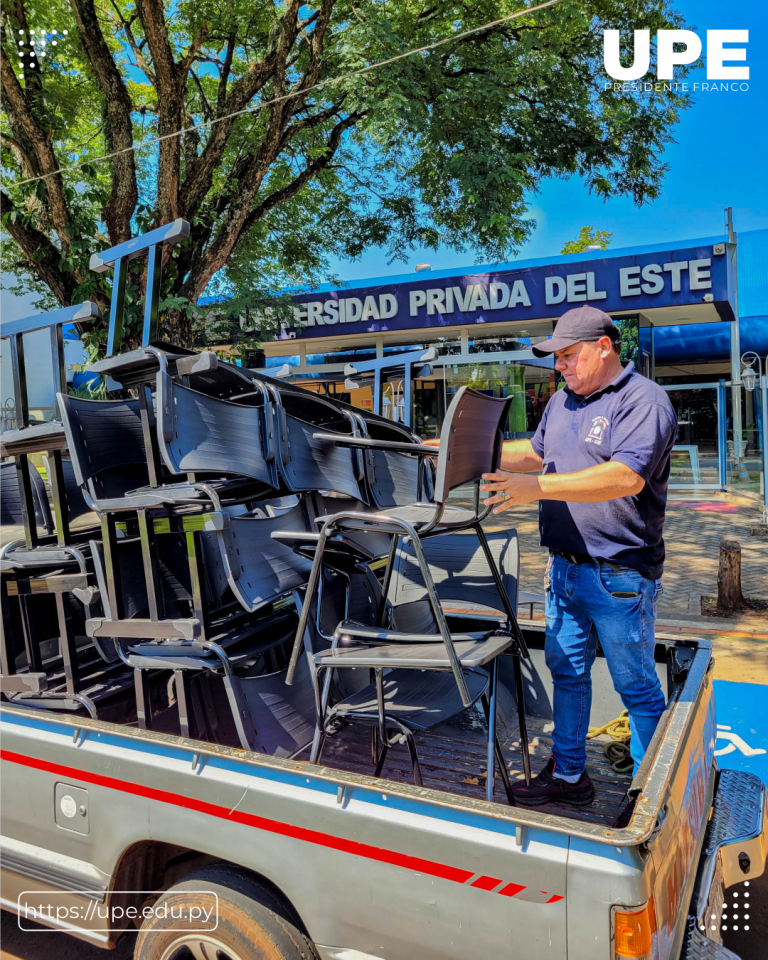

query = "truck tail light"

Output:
[[613, 899, 659, 960]]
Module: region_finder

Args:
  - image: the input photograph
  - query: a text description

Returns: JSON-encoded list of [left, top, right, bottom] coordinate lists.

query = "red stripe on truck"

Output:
[[0, 748, 564, 904]]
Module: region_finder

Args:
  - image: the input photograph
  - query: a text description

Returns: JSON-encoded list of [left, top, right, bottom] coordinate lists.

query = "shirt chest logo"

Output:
[[585, 415, 609, 445]]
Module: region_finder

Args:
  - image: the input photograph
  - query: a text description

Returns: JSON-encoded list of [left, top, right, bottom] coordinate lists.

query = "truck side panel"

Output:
[[1, 709, 568, 960]]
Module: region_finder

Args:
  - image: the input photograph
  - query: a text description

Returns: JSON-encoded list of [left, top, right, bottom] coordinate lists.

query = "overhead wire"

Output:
[[7, 0, 563, 188]]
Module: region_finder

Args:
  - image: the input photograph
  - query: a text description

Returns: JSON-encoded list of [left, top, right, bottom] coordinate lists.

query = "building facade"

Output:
[[248, 229, 766, 505]]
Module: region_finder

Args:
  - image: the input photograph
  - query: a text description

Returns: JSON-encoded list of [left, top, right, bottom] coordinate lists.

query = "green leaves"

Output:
[[2, 0, 693, 354]]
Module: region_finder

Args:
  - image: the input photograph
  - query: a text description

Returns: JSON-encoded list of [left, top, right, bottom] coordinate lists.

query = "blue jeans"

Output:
[[544, 554, 666, 778]]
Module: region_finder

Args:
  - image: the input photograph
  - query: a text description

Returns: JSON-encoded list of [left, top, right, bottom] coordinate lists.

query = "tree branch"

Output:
[[0, 132, 38, 179], [1, 191, 78, 305], [71, 0, 138, 244], [136, 0, 183, 224], [105, 1, 155, 82], [178, 27, 209, 93], [216, 32, 236, 116], [0, 55, 71, 248]]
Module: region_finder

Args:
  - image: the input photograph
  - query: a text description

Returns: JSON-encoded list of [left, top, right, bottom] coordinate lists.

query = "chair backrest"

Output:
[[43, 456, 98, 526], [57, 394, 149, 503], [0, 460, 53, 533], [203, 498, 313, 612], [390, 530, 519, 615], [353, 414, 422, 509], [432, 387, 512, 503], [155, 372, 277, 488], [267, 387, 367, 502]]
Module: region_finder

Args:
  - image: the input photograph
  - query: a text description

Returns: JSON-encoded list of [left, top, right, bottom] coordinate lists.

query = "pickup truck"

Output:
[[2, 620, 766, 960]]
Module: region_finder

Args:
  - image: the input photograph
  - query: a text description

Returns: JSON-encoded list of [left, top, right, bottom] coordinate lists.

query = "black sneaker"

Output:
[[512, 757, 595, 807]]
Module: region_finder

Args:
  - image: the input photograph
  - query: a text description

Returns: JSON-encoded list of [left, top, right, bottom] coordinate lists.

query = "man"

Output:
[[480, 305, 677, 807]]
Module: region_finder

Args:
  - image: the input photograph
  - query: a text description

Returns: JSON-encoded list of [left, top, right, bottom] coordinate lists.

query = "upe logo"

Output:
[[603, 30, 749, 81]]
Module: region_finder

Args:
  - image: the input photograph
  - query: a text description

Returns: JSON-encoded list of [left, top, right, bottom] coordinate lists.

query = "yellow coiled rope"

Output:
[[587, 709, 634, 775]]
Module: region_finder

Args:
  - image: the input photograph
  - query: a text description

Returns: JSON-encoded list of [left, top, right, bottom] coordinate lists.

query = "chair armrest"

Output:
[[312, 433, 437, 456]]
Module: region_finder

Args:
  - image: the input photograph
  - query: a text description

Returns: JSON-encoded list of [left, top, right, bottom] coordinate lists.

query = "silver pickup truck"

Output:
[[2, 622, 766, 960]]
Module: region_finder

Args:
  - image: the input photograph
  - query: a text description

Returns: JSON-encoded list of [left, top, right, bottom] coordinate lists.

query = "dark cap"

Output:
[[532, 305, 619, 358]]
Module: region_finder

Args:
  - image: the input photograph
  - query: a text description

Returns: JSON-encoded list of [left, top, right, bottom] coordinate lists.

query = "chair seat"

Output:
[[330, 668, 489, 731], [315, 502, 477, 532], [333, 618, 491, 645], [315, 631, 514, 669]]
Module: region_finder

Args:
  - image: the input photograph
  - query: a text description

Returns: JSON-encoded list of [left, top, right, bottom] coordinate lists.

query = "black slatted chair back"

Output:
[[356, 416, 421, 509], [43, 456, 98, 527], [269, 388, 367, 502], [57, 395, 149, 504], [156, 372, 277, 488], [390, 531, 519, 615], [0, 461, 53, 533], [203, 498, 312, 612], [432, 387, 512, 504]]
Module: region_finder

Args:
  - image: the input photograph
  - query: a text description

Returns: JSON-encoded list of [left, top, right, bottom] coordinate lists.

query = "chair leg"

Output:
[[407, 530, 472, 706], [473, 523, 531, 786], [134, 667, 152, 730], [485, 659, 498, 803], [481, 689, 515, 806], [405, 732, 423, 787], [286, 523, 333, 685], [374, 743, 389, 779], [54, 593, 80, 695], [18, 596, 42, 673], [310, 726, 326, 764], [376, 536, 398, 626], [174, 669, 194, 740], [138, 510, 162, 623], [512, 655, 532, 786], [371, 727, 379, 765], [473, 524, 530, 658]]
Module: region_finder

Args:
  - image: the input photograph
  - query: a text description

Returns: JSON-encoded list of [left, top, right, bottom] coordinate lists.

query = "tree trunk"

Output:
[[717, 539, 744, 611], [164, 308, 193, 348]]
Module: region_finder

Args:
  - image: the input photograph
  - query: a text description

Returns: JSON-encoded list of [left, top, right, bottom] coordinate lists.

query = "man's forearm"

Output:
[[537, 461, 645, 502], [500, 439, 544, 473], [481, 459, 645, 511]]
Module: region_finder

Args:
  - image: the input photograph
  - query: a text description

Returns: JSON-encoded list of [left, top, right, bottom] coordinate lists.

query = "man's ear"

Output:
[[597, 336, 614, 359]]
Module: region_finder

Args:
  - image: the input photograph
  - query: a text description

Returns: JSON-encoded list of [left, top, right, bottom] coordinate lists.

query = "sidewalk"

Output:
[[479, 493, 768, 683]]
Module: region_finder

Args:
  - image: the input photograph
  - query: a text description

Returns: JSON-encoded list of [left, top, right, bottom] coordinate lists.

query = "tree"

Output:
[[2, 0, 692, 355], [560, 225, 613, 255]]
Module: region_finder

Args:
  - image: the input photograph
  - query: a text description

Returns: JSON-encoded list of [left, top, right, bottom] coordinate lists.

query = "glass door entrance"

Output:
[[444, 360, 555, 439], [662, 384, 722, 489]]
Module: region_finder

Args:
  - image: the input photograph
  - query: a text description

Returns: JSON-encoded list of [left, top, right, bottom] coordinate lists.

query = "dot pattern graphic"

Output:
[[699, 881, 751, 936], [15, 28, 68, 75]]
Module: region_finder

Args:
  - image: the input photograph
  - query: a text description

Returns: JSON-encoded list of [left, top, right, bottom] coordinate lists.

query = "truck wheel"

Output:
[[133, 864, 318, 960]]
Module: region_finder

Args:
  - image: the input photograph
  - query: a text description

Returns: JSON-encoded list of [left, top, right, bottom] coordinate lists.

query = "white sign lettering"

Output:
[[291, 256, 718, 328]]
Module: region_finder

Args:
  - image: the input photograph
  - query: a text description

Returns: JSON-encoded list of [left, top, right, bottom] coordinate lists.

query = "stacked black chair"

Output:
[[0, 303, 129, 717], [282, 386, 532, 802], [1, 460, 54, 541], [55, 221, 384, 754], [2, 219, 532, 803]]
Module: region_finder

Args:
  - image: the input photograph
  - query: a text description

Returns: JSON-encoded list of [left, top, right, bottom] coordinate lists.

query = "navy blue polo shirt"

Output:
[[531, 362, 677, 580]]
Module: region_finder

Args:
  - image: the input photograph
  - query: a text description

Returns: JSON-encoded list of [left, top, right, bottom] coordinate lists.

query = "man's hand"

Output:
[[480, 471, 541, 513]]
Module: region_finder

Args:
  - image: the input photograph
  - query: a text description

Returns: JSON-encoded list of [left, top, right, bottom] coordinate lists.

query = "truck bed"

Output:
[[320, 709, 632, 827]]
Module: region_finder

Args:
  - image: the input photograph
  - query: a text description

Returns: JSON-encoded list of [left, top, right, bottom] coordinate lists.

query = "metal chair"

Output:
[[259, 382, 368, 503], [282, 387, 532, 801], [87, 505, 360, 759], [274, 528, 515, 801], [155, 367, 279, 495]]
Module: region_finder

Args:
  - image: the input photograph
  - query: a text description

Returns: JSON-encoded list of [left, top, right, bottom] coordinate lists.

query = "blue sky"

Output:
[[327, 0, 768, 282]]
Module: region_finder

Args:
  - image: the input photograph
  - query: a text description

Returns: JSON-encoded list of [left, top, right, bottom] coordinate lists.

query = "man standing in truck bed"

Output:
[[480, 305, 677, 806]]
